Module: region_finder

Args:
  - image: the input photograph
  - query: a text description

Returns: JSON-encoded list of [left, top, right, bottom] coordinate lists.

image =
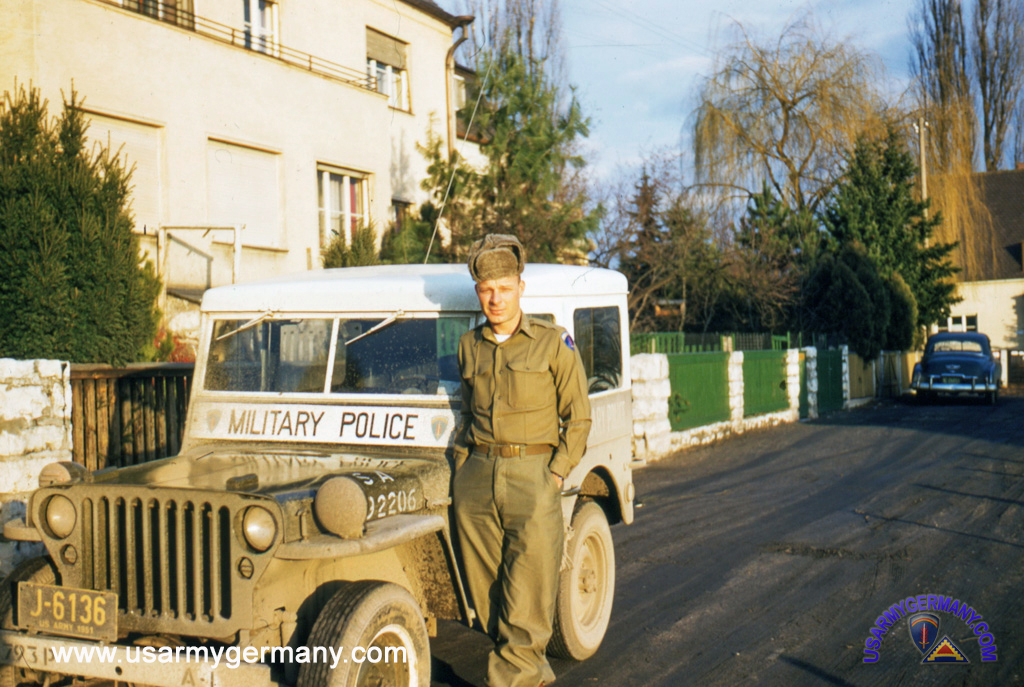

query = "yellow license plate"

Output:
[[18, 583, 117, 642]]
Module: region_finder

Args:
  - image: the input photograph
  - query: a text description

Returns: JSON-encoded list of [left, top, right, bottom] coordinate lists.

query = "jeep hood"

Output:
[[87, 447, 449, 497]]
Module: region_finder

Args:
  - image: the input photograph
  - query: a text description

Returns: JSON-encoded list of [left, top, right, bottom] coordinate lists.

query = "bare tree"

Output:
[[692, 17, 888, 214], [973, 0, 1024, 171], [456, 0, 566, 83], [910, 0, 975, 169]]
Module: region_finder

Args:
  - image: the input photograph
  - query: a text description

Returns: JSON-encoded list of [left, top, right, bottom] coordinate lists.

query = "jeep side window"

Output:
[[573, 306, 622, 393], [206, 319, 334, 392]]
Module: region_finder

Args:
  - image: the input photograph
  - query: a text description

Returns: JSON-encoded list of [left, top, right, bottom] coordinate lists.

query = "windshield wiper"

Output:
[[216, 311, 275, 342], [344, 310, 406, 346]]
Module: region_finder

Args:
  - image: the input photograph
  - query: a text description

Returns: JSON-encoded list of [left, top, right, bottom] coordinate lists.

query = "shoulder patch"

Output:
[[561, 331, 576, 351]]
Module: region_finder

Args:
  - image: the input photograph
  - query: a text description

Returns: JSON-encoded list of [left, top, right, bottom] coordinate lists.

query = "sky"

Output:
[[443, 0, 918, 183]]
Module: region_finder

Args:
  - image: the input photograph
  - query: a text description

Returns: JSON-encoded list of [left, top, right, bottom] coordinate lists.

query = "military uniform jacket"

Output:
[[453, 315, 592, 477]]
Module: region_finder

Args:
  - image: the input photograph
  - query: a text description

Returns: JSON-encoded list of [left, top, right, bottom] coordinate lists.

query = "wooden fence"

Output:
[[70, 363, 194, 470]]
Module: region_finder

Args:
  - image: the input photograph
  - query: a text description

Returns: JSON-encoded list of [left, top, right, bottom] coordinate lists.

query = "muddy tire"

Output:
[[296, 580, 430, 687], [549, 501, 615, 660], [1, 557, 58, 687]]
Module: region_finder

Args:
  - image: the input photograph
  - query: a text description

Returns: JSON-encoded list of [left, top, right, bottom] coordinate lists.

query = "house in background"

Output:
[[1, 0, 472, 341], [946, 169, 1024, 357]]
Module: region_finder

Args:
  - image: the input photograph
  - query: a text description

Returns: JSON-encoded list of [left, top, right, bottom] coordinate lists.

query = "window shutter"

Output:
[[207, 141, 282, 248], [86, 115, 161, 233], [366, 28, 407, 69]]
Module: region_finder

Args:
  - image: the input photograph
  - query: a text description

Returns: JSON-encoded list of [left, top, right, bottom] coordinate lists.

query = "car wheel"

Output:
[[549, 501, 615, 661], [1, 557, 58, 687], [296, 581, 430, 687]]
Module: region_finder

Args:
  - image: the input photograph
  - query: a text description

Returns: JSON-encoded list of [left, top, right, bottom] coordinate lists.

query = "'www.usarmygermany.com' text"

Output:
[[49, 643, 407, 670]]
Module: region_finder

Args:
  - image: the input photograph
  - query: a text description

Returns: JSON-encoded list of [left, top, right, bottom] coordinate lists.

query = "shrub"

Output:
[[0, 85, 160, 365]]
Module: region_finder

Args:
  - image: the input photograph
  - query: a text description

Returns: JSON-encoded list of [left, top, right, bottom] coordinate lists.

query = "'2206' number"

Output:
[[366, 489, 417, 520]]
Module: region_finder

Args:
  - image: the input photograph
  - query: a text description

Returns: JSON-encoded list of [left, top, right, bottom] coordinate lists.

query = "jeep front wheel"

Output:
[[296, 580, 430, 687], [1, 557, 59, 687], [549, 501, 615, 660]]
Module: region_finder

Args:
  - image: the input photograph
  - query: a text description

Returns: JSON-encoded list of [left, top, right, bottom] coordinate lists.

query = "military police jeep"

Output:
[[1, 264, 634, 687]]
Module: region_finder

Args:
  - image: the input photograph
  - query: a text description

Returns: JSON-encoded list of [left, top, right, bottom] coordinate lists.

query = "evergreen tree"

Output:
[[730, 185, 823, 331], [321, 224, 380, 268], [802, 243, 889, 359], [823, 128, 959, 329], [420, 48, 598, 263], [0, 86, 160, 365]]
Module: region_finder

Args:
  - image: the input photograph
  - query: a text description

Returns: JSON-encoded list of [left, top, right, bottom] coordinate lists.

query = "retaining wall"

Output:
[[0, 359, 73, 576]]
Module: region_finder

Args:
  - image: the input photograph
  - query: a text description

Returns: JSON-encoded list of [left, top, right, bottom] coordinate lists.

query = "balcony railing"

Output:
[[92, 0, 376, 92]]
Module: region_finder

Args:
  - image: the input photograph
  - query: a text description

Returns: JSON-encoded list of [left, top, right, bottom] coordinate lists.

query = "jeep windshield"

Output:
[[204, 316, 470, 396]]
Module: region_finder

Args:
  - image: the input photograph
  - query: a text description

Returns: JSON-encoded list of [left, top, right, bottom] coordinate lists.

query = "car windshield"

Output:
[[928, 338, 986, 355], [204, 316, 470, 395]]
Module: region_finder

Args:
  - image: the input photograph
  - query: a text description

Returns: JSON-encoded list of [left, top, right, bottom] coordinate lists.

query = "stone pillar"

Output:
[[0, 359, 73, 576], [841, 345, 851, 409], [630, 354, 672, 462], [728, 351, 744, 422], [803, 347, 818, 420], [785, 348, 800, 412]]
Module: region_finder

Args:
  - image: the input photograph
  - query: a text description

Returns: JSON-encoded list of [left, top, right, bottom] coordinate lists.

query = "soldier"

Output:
[[453, 234, 592, 687]]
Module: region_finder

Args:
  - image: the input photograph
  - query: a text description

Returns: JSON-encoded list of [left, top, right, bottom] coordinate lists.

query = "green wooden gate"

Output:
[[817, 349, 845, 413], [743, 350, 788, 417], [666, 352, 731, 431]]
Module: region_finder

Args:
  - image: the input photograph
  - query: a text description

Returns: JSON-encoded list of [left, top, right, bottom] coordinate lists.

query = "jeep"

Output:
[[1, 263, 634, 687]]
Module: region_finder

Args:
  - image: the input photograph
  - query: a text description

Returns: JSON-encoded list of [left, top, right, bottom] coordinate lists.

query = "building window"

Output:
[[318, 168, 369, 247], [390, 200, 412, 230], [938, 315, 979, 333], [366, 28, 410, 111], [207, 140, 282, 248], [244, 0, 278, 54], [121, 0, 195, 28]]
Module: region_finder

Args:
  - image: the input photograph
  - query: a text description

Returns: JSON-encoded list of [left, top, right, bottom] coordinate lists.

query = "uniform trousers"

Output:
[[454, 448, 563, 687]]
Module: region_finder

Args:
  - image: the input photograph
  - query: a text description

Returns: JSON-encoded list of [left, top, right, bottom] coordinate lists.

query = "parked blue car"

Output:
[[911, 331, 1001, 404]]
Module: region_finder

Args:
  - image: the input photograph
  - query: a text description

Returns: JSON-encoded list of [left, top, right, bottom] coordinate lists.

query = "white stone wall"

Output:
[[630, 354, 672, 463], [632, 350, 805, 463], [0, 359, 73, 576]]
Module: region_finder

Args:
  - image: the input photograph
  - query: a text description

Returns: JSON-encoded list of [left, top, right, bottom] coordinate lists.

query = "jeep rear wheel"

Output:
[[1, 557, 58, 687], [549, 501, 615, 660], [296, 580, 430, 687]]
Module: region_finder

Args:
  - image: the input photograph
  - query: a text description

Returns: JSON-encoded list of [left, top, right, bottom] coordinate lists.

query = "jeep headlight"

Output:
[[314, 477, 367, 540], [242, 506, 277, 552], [45, 494, 76, 539]]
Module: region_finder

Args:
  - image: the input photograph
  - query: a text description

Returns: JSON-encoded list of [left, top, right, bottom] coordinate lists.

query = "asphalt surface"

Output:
[[430, 391, 1024, 686]]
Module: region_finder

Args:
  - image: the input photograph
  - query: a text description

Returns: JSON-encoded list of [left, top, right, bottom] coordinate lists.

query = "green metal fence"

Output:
[[817, 349, 845, 413], [743, 350, 788, 417], [630, 331, 795, 355], [666, 352, 731, 431], [631, 332, 722, 355]]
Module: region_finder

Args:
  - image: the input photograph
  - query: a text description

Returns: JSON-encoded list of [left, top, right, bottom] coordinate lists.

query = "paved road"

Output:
[[430, 392, 1024, 686]]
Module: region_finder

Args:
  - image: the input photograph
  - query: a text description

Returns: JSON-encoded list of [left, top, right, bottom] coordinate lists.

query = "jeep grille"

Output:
[[80, 495, 233, 622], [35, 486, 273, 638]]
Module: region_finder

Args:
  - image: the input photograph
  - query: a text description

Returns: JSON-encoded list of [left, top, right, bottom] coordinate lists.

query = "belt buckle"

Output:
[[498, 445, 518, 458]]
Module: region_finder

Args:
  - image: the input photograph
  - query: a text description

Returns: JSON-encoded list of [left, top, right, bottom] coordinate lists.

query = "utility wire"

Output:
[[423, 53, 495, 263]]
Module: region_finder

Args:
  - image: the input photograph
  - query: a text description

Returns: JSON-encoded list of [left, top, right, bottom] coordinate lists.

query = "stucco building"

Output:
[[944, 169, 1024, 354], [2, 0, 472, 337]]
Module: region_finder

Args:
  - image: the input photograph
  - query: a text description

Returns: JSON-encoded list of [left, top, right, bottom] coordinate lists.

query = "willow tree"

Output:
[[693, 18, 888, 214]]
